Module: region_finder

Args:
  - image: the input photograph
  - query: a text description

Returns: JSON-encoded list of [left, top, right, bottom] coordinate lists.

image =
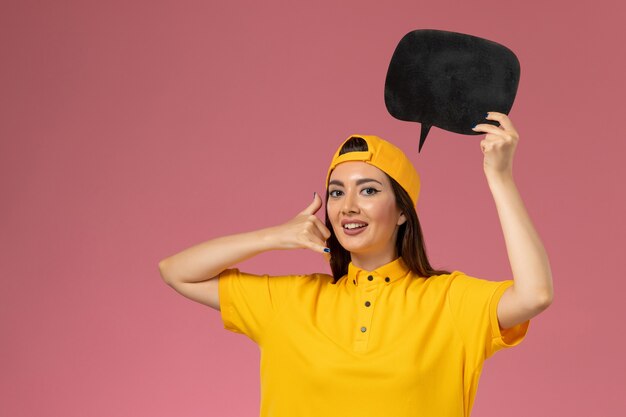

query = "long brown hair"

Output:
[[324, 136, 451, 282]]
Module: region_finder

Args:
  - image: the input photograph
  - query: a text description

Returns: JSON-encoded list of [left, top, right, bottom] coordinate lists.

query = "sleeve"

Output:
[[218, 268, 297, 344], [447, 271, 530, 361]]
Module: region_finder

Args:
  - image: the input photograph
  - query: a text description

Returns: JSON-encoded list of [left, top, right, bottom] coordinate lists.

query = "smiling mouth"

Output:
[[341, 223, 369, 236], [343, 223, 368, 230]]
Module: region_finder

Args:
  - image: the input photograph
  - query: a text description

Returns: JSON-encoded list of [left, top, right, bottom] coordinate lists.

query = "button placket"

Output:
[[354, 274, 383, 352]]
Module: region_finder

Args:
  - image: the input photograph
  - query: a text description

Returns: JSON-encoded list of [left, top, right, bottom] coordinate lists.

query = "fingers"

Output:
[[472, 123, 518, 142], [294, 193, 332, 255], [310, 214, 331, 241], [301, 227, 329, 254], [472, 123, 504, 136], [300, 192, 323, 216], [322, 251, 331, 263], [486, 111, 517, 132], [480, 138, 495, 154], [304, 194, 331, 254], [293, 212, 329, 255], [480, 134, 518, 155], [304, 214, 331, 254]]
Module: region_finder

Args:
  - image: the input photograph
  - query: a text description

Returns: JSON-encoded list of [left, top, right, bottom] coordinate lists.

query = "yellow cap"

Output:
[[325, 134, 421, 207]]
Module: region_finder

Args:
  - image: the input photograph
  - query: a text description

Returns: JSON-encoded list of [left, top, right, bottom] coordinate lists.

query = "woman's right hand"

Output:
[[268, 192, 332, 257]]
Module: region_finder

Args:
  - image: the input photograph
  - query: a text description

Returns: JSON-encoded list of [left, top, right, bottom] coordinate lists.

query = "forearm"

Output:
[[487, 173, 554, 305], [158, 227, 280, 284]]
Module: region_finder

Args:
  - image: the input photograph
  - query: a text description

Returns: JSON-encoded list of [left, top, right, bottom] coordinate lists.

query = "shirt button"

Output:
[[365, 301, 371, 307], [385, 277, 390, 282], [368, 275, 373, 281], [361, 326, 367, 332]]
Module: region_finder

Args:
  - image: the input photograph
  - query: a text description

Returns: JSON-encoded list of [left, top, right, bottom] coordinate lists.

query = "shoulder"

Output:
[[219, 268, 330, 280], [419, 270, 464, 286], [293, 272, 335, 285], [224, 269, 335, 287], [418, 270, 492, 295], [427, 270, 487, 284]]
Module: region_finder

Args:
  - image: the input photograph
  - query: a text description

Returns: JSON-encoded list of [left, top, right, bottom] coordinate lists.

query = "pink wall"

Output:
[[1, 0, 624, 416]]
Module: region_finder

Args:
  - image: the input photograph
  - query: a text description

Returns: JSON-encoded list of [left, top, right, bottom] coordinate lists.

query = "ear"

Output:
[[397, 212, 407, 226]]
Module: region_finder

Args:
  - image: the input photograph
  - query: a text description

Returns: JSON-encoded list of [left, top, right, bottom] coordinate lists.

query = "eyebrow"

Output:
[[328, 178, 383, 187]]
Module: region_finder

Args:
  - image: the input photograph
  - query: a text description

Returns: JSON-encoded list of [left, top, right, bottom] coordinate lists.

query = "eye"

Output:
[[329, 190, 342, 198], [363, 187, 379, 195]]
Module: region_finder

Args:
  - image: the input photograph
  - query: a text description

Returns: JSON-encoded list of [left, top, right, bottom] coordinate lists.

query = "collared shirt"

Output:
[[218, 256, 530, 417]]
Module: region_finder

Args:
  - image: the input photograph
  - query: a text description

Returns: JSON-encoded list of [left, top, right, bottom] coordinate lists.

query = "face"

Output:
[[327, 161, 406, 257]]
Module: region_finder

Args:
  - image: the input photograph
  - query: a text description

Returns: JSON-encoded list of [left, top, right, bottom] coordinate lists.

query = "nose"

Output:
[[341, 188, 360, 214]]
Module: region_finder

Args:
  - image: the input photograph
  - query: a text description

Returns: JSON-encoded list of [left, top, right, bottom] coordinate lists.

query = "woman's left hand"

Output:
[[472, 111, 519, 178]]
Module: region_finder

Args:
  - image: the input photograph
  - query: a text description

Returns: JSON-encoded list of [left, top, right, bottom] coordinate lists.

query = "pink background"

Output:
[[1, 0, 624, 416]]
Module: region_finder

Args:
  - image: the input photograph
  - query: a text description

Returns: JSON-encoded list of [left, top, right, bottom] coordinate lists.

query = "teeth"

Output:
[[344, 223, 367, 229]]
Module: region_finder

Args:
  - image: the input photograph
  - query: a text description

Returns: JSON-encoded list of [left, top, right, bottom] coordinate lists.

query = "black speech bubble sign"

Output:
[[384, 29, 520, 153]]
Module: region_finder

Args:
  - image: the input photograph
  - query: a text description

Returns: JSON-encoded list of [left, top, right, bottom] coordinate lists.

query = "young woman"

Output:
[[158, 111, 553, 417]]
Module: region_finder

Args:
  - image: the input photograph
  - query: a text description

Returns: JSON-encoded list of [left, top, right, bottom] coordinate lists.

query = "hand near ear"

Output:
[[266, 192, 332, 259]]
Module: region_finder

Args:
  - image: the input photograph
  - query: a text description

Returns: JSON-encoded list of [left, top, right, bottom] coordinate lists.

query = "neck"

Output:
[[350, 249, 398, 272]]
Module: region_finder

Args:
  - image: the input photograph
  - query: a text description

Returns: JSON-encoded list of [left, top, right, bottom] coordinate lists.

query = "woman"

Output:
[[158, 112, 553, 417]]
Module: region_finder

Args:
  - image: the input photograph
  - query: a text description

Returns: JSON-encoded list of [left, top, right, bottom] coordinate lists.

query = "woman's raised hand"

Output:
[[268, 192, 332, 256], [472, 111, 519, 178]]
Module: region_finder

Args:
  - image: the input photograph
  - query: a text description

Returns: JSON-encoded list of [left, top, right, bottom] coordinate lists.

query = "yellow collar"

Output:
[[347, 256, 411, 287]]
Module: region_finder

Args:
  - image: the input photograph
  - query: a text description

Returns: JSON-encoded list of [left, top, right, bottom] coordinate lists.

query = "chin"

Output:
[[337, 241, 357, 252], [337, 241, 371, 253]]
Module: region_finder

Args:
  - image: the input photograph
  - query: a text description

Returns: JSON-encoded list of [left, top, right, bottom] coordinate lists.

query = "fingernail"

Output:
[[324, 248, 330, 253], [471, 124, 477, 129], [313, 192, 316, 197], [484, 113, 489, 118]]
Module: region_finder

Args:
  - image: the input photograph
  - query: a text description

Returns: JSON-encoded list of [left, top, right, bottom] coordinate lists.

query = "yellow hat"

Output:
[[325, 134, 421, 208]]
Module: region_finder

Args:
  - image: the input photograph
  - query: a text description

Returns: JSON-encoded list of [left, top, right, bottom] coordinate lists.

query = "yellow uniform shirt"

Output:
[[218, 256, 530, 417]]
